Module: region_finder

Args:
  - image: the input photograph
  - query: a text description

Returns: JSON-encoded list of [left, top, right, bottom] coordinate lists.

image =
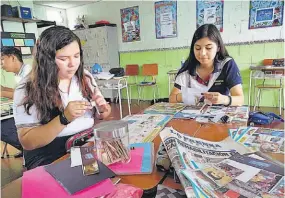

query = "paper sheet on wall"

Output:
[[204, 7, 216, 24], [181, 86, 202, 105], [160, 11, 173, 37]]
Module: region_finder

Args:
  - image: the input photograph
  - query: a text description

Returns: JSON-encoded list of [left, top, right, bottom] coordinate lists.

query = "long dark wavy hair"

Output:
[[22, 26, 93, 124], [177, 24, 229, 77]]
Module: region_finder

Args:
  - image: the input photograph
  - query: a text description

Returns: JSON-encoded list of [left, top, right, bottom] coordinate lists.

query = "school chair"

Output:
[[125, 64, 139, 104], [253, 69, 284, 115], [138, 64, 159, 103]]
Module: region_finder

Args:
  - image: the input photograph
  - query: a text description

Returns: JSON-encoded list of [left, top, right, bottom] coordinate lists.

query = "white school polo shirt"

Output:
[[13, 69, 104, 137], [15, 64, 31, 85]]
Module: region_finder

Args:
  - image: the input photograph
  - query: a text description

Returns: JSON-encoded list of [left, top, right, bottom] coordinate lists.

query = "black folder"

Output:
[[44, 158, 116, 194]]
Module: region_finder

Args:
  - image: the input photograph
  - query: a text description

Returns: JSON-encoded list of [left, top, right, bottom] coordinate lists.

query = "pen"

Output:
[[91, 101, 101, 115], [91, 101, 109, 115]]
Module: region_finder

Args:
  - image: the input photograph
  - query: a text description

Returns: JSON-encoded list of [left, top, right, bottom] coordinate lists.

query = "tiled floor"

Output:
[[1, 101, 283, 188]]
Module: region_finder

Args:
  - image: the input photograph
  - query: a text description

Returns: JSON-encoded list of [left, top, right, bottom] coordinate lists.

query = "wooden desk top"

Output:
[[250, 65, 285, 71], [1, 119, 284, 198], [167, 69, 178, 75]]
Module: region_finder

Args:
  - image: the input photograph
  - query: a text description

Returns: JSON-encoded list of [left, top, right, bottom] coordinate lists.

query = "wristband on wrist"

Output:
[[225, 95, 232, 107], [59, 111, 70, 125]]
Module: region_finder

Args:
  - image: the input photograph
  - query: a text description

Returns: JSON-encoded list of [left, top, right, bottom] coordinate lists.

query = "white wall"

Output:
[[66, 0, 284, 52], [34, 4, 68, 35]]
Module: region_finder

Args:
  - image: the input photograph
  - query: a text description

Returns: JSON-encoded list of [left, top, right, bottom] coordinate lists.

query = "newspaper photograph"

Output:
[[225, 154, 284, 198], [233, 127, 284, 154]]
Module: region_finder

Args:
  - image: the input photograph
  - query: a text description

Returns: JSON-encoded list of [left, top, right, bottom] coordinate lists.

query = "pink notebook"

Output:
[[22, 166, 115, 198]]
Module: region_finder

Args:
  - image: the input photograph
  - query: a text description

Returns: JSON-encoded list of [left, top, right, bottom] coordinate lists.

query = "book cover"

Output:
[[44, 158, 116, 194]]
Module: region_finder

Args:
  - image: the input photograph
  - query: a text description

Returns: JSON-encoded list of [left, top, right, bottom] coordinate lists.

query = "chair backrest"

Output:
[[125, 64, 139, 76], [142, 64, 158, 76]]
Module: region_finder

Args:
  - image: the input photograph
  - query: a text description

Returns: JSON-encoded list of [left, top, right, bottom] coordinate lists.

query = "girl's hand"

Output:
[[202, 92, 229, 105], [64, 101, 92, 122]]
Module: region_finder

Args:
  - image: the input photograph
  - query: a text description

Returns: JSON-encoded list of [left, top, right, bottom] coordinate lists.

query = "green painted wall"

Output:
[[1, 43, 283, 108], [120, 42, 284, 107]]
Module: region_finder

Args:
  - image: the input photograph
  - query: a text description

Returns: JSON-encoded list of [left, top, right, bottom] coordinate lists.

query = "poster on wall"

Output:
[[155, 1, 177, 39], [120, 6, 141, 42], [249, 0, 284, 29], [196, 0, 224, 32]]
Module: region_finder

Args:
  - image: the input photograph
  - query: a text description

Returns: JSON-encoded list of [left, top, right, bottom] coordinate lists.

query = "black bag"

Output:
[[109, 68, 125, 77]]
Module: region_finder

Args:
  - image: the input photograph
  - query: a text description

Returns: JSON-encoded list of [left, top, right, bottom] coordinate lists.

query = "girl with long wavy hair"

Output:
[[13, 26, 111, 169], [169, 24, 244, 106]]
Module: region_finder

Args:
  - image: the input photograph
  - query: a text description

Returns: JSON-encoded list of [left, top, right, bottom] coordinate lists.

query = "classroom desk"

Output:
[[167, 69, 178, 95], [0, 99, 14, 121], [248, 66, 284, 108], [1, 118, 284, 198]]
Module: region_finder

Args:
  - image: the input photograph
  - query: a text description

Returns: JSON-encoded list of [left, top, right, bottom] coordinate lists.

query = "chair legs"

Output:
[[278, 88, 282, 115], [1, 142, 9, 158], [253, 88, 261, 111], [153, 86, 156, 104], [138, 86, 144, 104], [129, 86, 132, 104]]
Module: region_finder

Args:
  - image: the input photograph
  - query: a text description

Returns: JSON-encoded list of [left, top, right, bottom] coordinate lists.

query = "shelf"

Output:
[[1, 16, 56, 28], [1, 16, 41, 23]]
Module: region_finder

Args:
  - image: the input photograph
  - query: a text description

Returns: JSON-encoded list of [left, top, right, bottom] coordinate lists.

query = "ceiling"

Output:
[[33, 0, 101, 9]]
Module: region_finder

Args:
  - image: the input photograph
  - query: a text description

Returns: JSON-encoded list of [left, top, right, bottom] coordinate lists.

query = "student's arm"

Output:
[[203, 84, 244, 106], [1, 86, 14, 99], [18, 116, 66, 150], [229, 84, 244, 106], [18, 101, 92, 150], [169, 87, 182, 103]]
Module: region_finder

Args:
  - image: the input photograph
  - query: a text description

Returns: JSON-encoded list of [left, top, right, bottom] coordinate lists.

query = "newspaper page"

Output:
[[166, 127, 250, 169], [182, 153, 284, 198], [159, 127, 250, 198], [123, 114, 172, 143], [173, 105, 249, 126], [159, 127, 197, 198], [234, 127, 284, 154], [144, 102, 186, 115]]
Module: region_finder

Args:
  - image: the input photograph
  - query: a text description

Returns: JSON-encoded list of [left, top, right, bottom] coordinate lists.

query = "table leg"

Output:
[[126, 84, 131, 115], [248, 70, 252, 107], [118, 88, 122, 119]]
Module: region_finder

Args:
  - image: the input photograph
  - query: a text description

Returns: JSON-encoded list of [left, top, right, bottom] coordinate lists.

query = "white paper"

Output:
[[204, 7, 216, 24], [70, 147, 82, 167], [123, 21, 135, 32], [93, 72, 114, 80], [181, 109, 201, 114], [160, 11, 173, 37], [181, 86, 202, 105]]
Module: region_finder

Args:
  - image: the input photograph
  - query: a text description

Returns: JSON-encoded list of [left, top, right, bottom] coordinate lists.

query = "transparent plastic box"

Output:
[[94, 120, 131, 165]]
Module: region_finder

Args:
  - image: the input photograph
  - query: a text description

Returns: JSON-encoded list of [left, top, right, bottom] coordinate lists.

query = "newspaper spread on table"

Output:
[[159, 127, 250, 198]]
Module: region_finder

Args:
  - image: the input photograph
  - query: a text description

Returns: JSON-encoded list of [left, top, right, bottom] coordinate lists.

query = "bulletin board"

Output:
[[249, 0, 284, 29], [120, 6, 141, 42], [155, 1, 177, 39], [1, 32, 36, 55], [196, 0, 224, 32]]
